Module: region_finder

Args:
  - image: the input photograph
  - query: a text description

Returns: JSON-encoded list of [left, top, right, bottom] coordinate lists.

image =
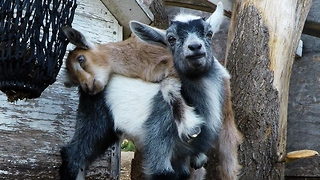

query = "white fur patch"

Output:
[[105, 75, 160, 146], [202, 59, 230, 135], [215, 59, 230, 79], [173, 13, 201, 23], [178, 105, 204, 139], [93, 66, 110, 84], [160, 78, 204, 139], [204, 78, 222, 133], [160, 77, 181, 101], [203, 74, 223, 134]]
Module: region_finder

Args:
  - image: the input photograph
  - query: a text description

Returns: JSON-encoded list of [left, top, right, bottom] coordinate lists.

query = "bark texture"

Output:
[[227, 6, 281, 179], [144, 0, 169, 29]]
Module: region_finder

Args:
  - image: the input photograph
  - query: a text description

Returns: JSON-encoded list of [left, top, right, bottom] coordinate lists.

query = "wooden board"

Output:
[[164, 0, 232, 17], [286, 53, 320, 177], [101, 0, 153, 39]]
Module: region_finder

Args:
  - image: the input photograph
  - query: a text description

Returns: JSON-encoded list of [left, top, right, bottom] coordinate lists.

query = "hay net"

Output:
[[0, 0, 77, 101]]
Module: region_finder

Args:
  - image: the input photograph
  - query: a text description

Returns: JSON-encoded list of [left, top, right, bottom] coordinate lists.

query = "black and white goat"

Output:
[[130, 2, 242, 179]]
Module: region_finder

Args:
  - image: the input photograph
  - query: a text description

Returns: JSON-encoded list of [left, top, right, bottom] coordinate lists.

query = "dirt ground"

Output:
[[121, 151, 134, 180]]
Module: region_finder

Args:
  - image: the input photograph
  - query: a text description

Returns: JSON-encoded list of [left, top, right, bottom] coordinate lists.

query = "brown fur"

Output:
[[219, 79, 243, 180], [65, 35, 176, 95]]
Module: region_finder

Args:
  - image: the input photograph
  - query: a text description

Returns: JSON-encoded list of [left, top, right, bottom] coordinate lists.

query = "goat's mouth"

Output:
[[186, 53, 205, 60], [186, 53, 206, 68]]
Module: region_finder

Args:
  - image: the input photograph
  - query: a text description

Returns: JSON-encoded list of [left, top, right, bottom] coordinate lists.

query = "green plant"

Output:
[[121, 139, 135, 152]]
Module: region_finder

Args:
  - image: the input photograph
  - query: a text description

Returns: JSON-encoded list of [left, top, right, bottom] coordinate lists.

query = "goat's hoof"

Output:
[[187, 127, 201, 143], [190, 153, 208, 169]]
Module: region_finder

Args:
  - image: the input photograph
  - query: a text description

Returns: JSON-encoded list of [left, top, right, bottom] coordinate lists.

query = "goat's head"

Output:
[[62, 26, 109, 95], [130, 2, 224, 77]]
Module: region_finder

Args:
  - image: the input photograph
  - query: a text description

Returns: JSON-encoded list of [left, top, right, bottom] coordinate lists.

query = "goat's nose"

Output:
[[188, 43, 202, 51]]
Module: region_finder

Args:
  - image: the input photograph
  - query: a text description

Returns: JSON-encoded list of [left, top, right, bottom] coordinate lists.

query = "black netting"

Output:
[[0, 0, 77, 101]]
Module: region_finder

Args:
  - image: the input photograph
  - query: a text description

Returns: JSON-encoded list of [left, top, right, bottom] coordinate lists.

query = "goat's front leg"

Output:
[[59, 89, 119, 180], [141, 91, 191, 180], [188, 123, 217, 170], [188, 167, 206, 180]]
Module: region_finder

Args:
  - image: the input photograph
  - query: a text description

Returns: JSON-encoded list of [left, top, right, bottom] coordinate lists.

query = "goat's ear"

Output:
[[62, 26, 92, 49], [206, 2, 224, 34], [130, 21, 167, 48]]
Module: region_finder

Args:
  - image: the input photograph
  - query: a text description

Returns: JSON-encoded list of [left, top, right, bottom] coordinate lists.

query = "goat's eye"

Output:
[[206, 31, 213, 39], [77, 55, 85, 64], [167, 36, 176, 45]]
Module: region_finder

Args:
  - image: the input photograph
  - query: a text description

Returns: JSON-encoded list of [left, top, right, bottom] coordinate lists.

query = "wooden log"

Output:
[[164, 0, 232, 17], [144, 0, 169, 29], [222, 0, 312, 179]]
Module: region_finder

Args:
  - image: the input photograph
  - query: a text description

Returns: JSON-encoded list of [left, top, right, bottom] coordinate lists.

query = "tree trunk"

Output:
[[223, 0, 312, 179], [145, 0, 169, 29]]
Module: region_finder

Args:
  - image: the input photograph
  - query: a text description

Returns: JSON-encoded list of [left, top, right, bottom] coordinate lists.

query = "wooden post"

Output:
[[109, 141, 121, 180], [223, 0, 312, 179]]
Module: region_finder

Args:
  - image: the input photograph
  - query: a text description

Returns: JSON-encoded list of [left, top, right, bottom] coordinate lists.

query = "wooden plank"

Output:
[[296, 40, 303, 58], [303, 0, 320, 39], [101, 0, 153, 39], [303, 21, 320, 38], [164, 0, 232, 17], [286, 53, 320, 177]]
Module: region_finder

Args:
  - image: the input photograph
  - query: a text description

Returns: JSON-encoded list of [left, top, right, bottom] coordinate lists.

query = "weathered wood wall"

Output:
[[0, 0, 122, 179], [286, 53, 320, 179], [286, 1, 320, 179]]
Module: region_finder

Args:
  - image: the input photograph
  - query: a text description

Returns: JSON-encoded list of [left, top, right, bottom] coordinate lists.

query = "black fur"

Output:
[[59, 88, 119, 179]]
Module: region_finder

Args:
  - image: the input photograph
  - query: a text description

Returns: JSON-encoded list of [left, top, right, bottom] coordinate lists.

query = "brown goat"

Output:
[[63, 27, 176, 95]]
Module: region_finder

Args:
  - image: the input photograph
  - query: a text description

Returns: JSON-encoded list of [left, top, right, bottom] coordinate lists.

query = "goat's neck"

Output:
[[179, 60, 227, 122]]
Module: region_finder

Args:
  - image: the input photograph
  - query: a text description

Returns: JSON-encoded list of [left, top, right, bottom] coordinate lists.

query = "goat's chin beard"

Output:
[[183, 66, 211, 79], [187, 59, 205, 69]]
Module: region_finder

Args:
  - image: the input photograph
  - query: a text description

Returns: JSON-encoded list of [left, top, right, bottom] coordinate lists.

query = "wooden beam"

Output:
[[303, 20, 320, 38], [101, 0, 153, 39], [164, 0, 232, 17]]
